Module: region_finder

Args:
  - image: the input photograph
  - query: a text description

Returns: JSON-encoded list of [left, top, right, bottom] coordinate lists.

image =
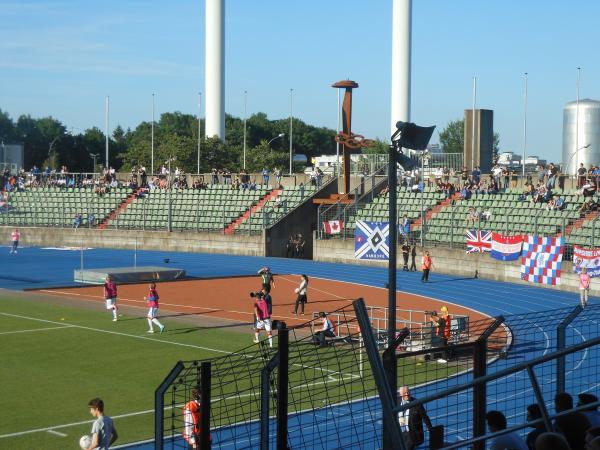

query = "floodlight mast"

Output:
[[385, 121, 435, 428]]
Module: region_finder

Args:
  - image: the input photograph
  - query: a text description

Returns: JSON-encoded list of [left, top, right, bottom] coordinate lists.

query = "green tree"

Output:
[[439, 119, 464, 154]]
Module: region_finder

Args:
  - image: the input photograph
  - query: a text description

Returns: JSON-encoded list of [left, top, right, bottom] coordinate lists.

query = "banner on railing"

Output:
[[323, 219, 343, 234], [490, 233, 524, 261], [573, 245, 600, 277], [520, 235, 565, 285], [465, 229, 492, 253], [355, 221, 389, 260]]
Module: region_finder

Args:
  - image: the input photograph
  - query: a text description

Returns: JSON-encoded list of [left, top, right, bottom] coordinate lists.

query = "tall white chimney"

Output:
[[391, 0, 412, 136], [205, 0, 225, 140]]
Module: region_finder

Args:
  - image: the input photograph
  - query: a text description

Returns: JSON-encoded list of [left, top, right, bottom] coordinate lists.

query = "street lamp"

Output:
[[89, 153, 100, 174], [268, 133, 285, 150], [243, 90, 247, 170], [48, 133, 66, 169], [565, 144, 590, 179]]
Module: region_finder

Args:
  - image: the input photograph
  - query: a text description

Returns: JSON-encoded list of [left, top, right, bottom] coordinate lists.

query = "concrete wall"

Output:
[[2, 226, 264, 256], [313, 234, 599, 297]]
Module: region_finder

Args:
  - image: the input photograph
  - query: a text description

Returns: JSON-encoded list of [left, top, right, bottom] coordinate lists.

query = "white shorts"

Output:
[[255, 318, 272, 332], [105, 298, 117, 309], [147, 307, 158, 319]]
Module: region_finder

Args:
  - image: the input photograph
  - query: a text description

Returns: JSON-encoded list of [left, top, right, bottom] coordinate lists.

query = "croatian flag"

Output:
[[490, 233, 524, 261], [465, 229, 492, 253], [520, 235, 565, 285], [324, 219, 343, 234]]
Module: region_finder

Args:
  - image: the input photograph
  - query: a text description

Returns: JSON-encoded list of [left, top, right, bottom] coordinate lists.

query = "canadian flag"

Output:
[[324, 219, 343, 234]]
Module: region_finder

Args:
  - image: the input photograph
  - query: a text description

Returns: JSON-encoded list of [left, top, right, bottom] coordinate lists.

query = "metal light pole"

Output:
[[289, 88, 294, 175], [243, 90, 247, 170], [522, 72, 528, 178], [420, 150, 427, 246], [152, 93, 155, 175], [105, 95, 109, 168], [336, 89, 340, 176], [197, 92, 202, 174], [575, 67, 581, 175], [471, 77, 476, 171]]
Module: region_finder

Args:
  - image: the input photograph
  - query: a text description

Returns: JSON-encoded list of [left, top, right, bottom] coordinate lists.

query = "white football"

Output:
[[79, 434, 91, 449], [294, 288, 299, 294]]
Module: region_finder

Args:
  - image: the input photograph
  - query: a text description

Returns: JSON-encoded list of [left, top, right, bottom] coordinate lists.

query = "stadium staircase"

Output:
[[97, 188, 144, 229], [224, 188, 282, 234], [412, 192, 460, 232]]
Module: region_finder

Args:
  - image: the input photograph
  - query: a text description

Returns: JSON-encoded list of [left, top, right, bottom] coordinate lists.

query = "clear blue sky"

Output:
[[1, 0, 599, 164]]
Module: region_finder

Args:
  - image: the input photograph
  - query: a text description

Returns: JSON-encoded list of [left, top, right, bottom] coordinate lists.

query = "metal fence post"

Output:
[[556, 305, 583, 394], [154, 361, 185, 450], [276, 324, 289, 450], [260, 351, 280, 450], [199, 361, 212, 450], [353, 298, 404, 450]]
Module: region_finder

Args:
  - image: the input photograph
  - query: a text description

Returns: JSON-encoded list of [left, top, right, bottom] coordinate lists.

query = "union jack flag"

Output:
[[465, 229, 492, 253]]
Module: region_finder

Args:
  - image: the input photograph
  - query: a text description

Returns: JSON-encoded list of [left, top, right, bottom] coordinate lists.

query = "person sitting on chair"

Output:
[[314, 312, 336, 347]]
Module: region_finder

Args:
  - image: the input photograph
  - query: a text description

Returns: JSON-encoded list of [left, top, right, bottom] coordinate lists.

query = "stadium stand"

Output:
[[0, 186, 132, 228]]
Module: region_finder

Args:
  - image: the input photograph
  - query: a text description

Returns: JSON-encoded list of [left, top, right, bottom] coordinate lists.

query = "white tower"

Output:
[[205, 0, 225, 140], [390, 0, 412, 136]]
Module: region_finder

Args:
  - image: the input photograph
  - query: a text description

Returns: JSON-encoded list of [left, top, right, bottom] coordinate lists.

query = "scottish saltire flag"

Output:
[[355, 221, 390, 260], [520, 235, 565, 285], [490, 233, 524, 261], [465, 229, 492, 253], [573, 245, 600, 277]]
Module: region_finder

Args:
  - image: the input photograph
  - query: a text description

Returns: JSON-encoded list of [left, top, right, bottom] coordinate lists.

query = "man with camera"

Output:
[[251, 291, 273, 348]]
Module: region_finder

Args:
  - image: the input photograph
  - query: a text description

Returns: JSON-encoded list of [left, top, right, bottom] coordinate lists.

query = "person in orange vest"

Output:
[[183, 388, 209, 449], [439, 306, 451, 344], [421, 251, 433, 282]]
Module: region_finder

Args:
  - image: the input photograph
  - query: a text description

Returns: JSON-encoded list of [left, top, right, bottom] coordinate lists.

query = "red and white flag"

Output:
[[324, 220, 343, 234]]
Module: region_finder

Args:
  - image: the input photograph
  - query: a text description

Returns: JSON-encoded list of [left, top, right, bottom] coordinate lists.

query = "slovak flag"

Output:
[[465, 229, 492, 253], [324, 219, 343, 234]]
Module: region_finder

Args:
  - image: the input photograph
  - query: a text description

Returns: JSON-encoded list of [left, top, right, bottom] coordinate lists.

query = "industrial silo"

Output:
[[562, 99, 600, 175]]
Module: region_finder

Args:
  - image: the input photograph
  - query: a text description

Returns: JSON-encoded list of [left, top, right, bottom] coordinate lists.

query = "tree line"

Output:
[[0, 109, 347, 174]]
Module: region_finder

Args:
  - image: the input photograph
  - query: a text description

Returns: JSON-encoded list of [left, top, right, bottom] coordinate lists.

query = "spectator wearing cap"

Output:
[[579, 393, 600, 427], [485, 410, 527, 450]]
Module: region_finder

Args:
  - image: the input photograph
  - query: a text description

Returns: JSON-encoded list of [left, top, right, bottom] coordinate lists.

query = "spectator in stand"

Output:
[[578, 163, 588, 188], [554, 391, 590, 450], [503, 167, 510, 190], [485, 410, 527, 450], [73, 213, 82, 229], [471, 166, 481, 184], [262, 167, 270, 186], [211, 168, 219, 185], [87, 213, 96, 228], [525, 404, 545, 450], [461, 166, 469, 184], [532, 183, 547, 204], [488, 177, 499, 194], [400, 214, 411, 237], [576, 178, 597, 198], [492, 164, 503, 188], [460, 183, 471, 200], [274, 167, 282, 187], [547, 194, 565, 211], [466, 207, 479, 228], [536, 164, 546, 184], [534, 432, 570, 450], [547, 163, 558, 189], [578, 393, 600, 427]]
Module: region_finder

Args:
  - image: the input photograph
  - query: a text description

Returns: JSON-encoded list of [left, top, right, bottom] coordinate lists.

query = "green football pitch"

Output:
[[0, 292, 251, 450]]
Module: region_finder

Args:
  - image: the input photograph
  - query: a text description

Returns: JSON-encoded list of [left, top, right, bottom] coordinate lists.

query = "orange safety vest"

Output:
[[183, 400, 201, 445], [421, 255, 432, 270]]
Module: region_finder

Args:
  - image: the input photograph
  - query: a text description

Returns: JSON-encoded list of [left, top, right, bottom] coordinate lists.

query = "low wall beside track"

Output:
[[313, 233, 598, 296], [2, 226, 265, 256]]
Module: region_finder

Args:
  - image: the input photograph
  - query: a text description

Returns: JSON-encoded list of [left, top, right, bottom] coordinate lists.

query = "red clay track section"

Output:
[[33, 275, 489, 327]]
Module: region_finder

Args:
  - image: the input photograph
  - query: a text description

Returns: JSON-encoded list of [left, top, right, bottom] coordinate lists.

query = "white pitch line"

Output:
[[46, 430, 67, 437], [0, 312, 232, 355], [0, 325, 74, 335]]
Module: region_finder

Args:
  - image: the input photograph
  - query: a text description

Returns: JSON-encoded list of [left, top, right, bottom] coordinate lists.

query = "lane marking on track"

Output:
[[0, 325, 74, 335]]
